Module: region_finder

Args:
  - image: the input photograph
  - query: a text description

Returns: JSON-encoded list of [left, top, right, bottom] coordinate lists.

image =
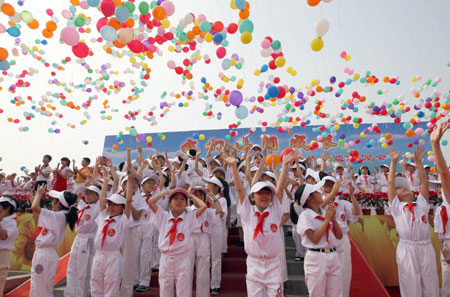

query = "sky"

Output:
[[0, 0, 449, 173]]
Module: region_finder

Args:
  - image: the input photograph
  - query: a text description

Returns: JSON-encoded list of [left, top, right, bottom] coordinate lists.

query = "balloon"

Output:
[[235, 106, 248, 119], [266, 154, 281, 167], [216, 47, 226, 59], [167, 60, 176, 69], [315, 19, 329, 37], [235, 0, 246, 10], [152, 6, 166, 20], [239, 19, 254, 33], [128, 39, 145, 53], [6, 27, 20, 37], [229, 90, 243, 106], [118, 28, 133, 44], [100, 25, 118, 41], [60, 27, 80, 46], [280, 148, 295, 161], [310, 37, 324, 51], [87, 0, 100, 7], [222, 59, 231, 70], [274, 56, 286, 67], [0, 48, 8, 60], [1, 3, 15, 16], [138, 1, 149, 15], [268, 86, 279, 97], [115, 5, 129, 23], [0, 24, 5, 33], [20, 11, 33, 24], [240, 32, 252, 44], [307, 0, 321, 6], [100, 0, 116, 17], [200, 21, 212, 33], [72, 42, 89, 58], [0, 60, 10, 71], [405, 129, 415, 137], [161, 1, 175, 16]]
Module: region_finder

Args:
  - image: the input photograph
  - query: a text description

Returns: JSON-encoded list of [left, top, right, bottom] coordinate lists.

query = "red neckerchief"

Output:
[[315, 215, 331, 244], [409, 172, 414, 184], [253, 211, 269, 240], [101, 218, 115, 247], [77, 205, 91, 226], [403, 203, 416, 224], [441, 206, 448, 234], [364, 175, 369, 187], [165, 218, 183, 246]]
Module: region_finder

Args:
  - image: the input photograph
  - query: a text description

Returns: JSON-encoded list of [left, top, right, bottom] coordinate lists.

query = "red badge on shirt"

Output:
[[177, 233, 185, 242], [85, 214, 91, 221], [41, 228, 48, 236], [421, 215, 427, 224], [204, 220, 209, 228], [271, 224, 278, 233], [108, 228, 116, 237], [341, 214, 346, 222]]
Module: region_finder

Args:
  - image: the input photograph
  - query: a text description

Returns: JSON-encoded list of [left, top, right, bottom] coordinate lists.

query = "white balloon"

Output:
[[261, 48, 271, 57], [315, 19, 330, 38], [322, 0, 333, 2]]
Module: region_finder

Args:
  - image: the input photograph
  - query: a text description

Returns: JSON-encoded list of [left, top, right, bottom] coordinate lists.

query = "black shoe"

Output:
[[133, 284, 139, 290], [135, 285, 149, 292], [286, 231, 292, 237], [235, 240, 244, 247], [294, 256, 304, 262], [211, 288, 220, 296], [151, 268, 159, 272]]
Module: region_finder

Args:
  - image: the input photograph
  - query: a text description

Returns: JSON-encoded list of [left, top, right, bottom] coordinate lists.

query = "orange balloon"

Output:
[[307, 0, 320, 6], [112, 40, 126, 48], [28, 19, 39, 29], [405, 129, 415, 137], [239, 8, 249, 19], [1, 3, 15, 16], [70, 0, 80, 5], [112, 144, 118, 150], [107, 17, 121, 30], [46, 21, 57, 31], [42, 28, 53, 38], [0, 48, 8, 61], [442, 103, 450, 111], [385, 133, 392, 140], [152, 6, 166, 20], [266, 154, 281, 167], [125, 18, 134, 28]]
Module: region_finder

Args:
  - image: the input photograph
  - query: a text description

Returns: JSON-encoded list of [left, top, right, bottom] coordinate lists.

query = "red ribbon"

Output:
[[165, 218, 183, 246], [384, 173, 388, 181], [77, 205, 91, 226], [409, 172, 414, 184], [101, 218, 115, 247], [364, 175, 369, 187], [315, 215, 331, 244], [441, 206, 448, 235], [253, 212, 269, 240], [403, 203, 416, 224], [30, 226, 43, 238]]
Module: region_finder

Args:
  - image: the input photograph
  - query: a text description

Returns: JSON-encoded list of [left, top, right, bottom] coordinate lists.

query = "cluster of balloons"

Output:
[[311, 19, 329, 52]]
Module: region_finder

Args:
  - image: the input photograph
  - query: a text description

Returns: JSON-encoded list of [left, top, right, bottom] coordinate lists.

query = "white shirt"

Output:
[[298, 208, 339, 249], [434, 201, 450, 240], [334, 172, 350, 193], [190, 205, 217, 234], [389, 194, 430, 241], [94, 210, 131, 251], [128, 192, 148, 228], [324, 198, 359, 233], [35, 209, 68, 248], [75, 200, 100, 235], [153, 207, 199, 256], [376, 172, 390, 193], [356, 174, 374, 193], [405, 170, 420, 192], [217, 193, 228, 225], [1, 180, 16, 196], [238, 193, 283, 259], [0, 215, 18, 250], [37, 164, 52, 182]]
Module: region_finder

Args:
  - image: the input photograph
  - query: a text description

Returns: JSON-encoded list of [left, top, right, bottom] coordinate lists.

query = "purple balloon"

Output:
[[229, 90, 243, 106]]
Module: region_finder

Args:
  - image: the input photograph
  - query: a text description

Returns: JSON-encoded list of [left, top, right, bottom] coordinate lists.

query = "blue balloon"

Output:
[[235, 105, 248, 120], [87, 0, 100, 6], [115, 5, 130, 23], [100, 25, 118, 41], [268, 86, 279, 98], [213, 33, 224, 44], [0, 61, 10, 71], [260, 64, 268, 72], [7, 27, 20, 37], [222, 59, 231, 70], [235, 0, 246, 10]]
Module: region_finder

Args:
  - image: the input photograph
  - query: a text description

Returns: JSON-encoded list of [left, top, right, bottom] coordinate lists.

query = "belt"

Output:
[[308, 248, 336, 253]]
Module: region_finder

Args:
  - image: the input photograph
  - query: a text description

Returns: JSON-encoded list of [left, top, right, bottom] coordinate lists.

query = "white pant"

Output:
[[336, 233, 351, 297], [135, 223, 154, 287], [396, 239, 439, 297], [293, 226, 305, 257], [151, 228, 161, 269], [120, 226, 140, 297], [442, 239, 450, 297], [30, 247, 59, 297], [304, 250, 342, 297], [189, 233, 211, 297], [279, 230, 288, 283], [210, 224, 222, 289], [90, 250, 122, 297], [220, 220, 228, 253], [246, 256, 283, 297], [0, 249, 12, 296], [64, 234, 95, 297], [159, 253, 192, 297]]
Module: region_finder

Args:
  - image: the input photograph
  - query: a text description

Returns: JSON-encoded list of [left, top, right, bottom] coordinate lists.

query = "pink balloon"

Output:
[[96, 17, 108, 32], [128, 40, 145, 53], [0, 24, 6, 33], [60, 27, 80, 46], [197, 14, 206, 23], [100, 0, 116, 17], [80, 1, 90, 9], [167, 60, 176, 69], [72, 42, 89, 58], [61, 9, 72, 20], [161, 1, 175, 16], [261, 39, 271, 49], [216, 47, 226, 59]]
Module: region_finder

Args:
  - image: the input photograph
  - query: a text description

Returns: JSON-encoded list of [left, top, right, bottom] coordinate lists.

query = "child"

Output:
[[295, 182, 343, 297], [64, 185, 101, 297], [30, 185, 78, 297], [34, 155, 52, 190], [188, 184, 222, 297], [148, 187, 207, 297], [356, 165, 374, 193], [53, 157, 72, 191], [0, 196, 19, 295], [223, 147, 299, 296], [90, 173, 133, 297], [387, 145, 439, 297], [73, 157, 92, 193]]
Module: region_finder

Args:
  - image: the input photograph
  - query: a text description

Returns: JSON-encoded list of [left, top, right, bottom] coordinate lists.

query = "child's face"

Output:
[[169, 193, 188, 214], [306, 191, 323, 207], [361, 167, 369, 175], [193, 190, 206, 202], [141, 180, 155, 194], [157, 156, 165, 167], [336, 167, 344, 174], [251, 188, 273, 211], [291, 169, 300, 178], [381, 166, 389, 173], [123, 179, 139, 195], [0, 175, 4, 182], [407, 165, 415, 172], [209, 162, 218, 171], [396, 188, 414, 203], [85, 190, 99, 204], [306, 176, 317, 185], [107, 202, 124, 217], [199, 159, 207, 168], [51, 199, 61, 211], [322, 180, 335, 194], [43, 156, 50, 164], [214, 171, 225, 180], [81, 160, 89, 167], [261, 175, 275, 184], [61, 160, 69, 166], [207, 183, 220, 195]]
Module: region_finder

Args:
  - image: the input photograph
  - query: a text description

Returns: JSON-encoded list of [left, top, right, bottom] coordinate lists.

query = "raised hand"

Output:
[[282, 151, 300, 166], [222, 149, 237, 165], [325, 204, 336, 221], [386, 147, 401, 161], [430, 122, 449, 144], [413, 144, 426, 164], [36, 184, 46, 196]]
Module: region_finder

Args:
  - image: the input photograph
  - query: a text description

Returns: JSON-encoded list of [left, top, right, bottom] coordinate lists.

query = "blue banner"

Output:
[[103, 122, 432, 170]]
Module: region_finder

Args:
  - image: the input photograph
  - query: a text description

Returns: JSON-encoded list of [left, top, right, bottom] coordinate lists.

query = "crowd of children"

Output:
[[0, 123, 449, 297]]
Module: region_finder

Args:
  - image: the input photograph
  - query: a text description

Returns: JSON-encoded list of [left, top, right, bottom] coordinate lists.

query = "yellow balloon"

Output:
[[381, 143, 388, 148], [254, 69, 261, 76], [146, 136, 153, 142], [275, 56, 286, 67], [205, 33, 213, 42], [230, 0, 237, 9], [310, 37, 324, 52], [199, 134, 205, 140], [241, 32, 252, 44]]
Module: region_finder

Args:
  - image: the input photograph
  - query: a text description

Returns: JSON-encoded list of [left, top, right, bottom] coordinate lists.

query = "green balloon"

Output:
[[124, 1, 136, 13], [200, 21, 212, 33], [138, 2, 149, 15], [239, 19, 254, 34], [74, 16, 85, 27]]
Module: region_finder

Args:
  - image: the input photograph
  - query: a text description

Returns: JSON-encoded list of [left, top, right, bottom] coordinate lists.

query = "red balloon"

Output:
[[268, 60, 276, 69], [213, 21, 224, 32], [280, 148, 294, 161], [128, 40, 145, 53], [72, 42, 89, 58], [96, 17, 108, 32], [227, 23, 238, 34], [277, 87, 286, 98], [216, 47, 226, 59], [100, 0, 115, 17]]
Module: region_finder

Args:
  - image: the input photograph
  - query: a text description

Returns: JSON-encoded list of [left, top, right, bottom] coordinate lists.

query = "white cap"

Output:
[[380, 164, 389, 168], [424, 165, 431, 169], [429, 179, 441, 184], [238, 162, 246, 171], [212, 167, 226, 176], [207, 158, 221, 167], [250, 181, 276, 195], [48, 190, 70, 208], [406, 162, 416, 168], [299, 181, 325, 207], [250, 166, 259, 172], [251, 144, 262, 150], [321, 175, 337, 183], [190, 184, 207, 196], [262, 171, 276, 180], [85, 185, 101, 195], [107, 193, 127, 205], [395, 177, 410, 190], [335, 163, 345, 169], [202, 176, 223, 189], [141, 174, 159, 185], [0, 196, 17, 209], [170, 158, 181, 165], [360, 165, 369, 170], [305, 168, 320, 183], [169, 188, 190, 200]]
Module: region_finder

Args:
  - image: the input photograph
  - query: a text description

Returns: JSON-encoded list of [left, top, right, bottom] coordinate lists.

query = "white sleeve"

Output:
[[434, 206, 444, 235], [38, 209, 66, 229], [344, 200, 359, 222], [297, 212, 313, 236], [152, 206, 168, 231], [388, 196, 401, 216], [237, 192, 252, 223]]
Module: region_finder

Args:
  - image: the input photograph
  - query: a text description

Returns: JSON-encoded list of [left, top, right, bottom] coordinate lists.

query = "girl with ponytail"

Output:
[[30, 184, 78, 297]]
